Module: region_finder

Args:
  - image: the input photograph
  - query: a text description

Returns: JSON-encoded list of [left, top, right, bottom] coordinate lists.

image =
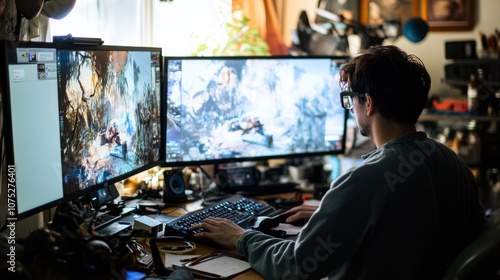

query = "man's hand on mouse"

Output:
[[281, 205, 318, 224]]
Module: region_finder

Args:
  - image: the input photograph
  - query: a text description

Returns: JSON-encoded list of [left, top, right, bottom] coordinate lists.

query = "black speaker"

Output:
[[445, 40, 477, 60], [216, 167, 258, 193], [163, 170, 186, 204], [108, 184, 120, 200]]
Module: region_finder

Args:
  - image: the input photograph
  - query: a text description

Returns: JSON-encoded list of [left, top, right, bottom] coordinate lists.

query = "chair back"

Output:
[[443, 209, 500, 280]]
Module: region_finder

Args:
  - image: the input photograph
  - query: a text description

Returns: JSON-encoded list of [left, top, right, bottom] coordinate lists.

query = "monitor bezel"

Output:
[[162, 55, 350, 168], [1, 40, 164, 221]]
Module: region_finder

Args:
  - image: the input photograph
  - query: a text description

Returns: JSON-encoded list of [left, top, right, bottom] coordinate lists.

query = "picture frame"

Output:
[[421, 0, 474, 31], [360, 0, 420, 26]]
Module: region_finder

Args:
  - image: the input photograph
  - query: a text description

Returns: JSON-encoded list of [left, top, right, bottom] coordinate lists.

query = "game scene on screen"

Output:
[[58, 50, 161, 195], [165, 58, 345, 163]]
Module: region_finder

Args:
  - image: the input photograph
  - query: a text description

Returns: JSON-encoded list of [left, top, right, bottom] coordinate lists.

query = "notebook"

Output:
[[166, 253, 251, 279]]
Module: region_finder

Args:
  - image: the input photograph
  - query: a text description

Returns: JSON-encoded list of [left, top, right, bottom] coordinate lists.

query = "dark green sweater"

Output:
[[237, 131, 485, 280]]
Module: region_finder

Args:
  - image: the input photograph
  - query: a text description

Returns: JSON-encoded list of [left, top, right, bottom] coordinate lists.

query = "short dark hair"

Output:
[[340, 45, 431, 124]]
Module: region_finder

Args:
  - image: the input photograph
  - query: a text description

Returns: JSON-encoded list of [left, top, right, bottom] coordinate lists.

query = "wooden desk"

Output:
[[163, 241, 264, 279], [157, 194, 296, 280]]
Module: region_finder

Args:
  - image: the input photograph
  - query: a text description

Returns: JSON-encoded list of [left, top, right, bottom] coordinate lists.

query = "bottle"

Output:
[[457, 130, 469, 161], [467, 73, 479, 113], [494, 90, 500, 116], [487, 169, 500, 212], [476, 69, 489, 115], [467, 130, 481, 165]]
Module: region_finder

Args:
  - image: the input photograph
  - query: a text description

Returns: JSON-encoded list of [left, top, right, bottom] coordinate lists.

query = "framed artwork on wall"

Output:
[[421, 0, 474, 31], [360, 0, 420, 26]]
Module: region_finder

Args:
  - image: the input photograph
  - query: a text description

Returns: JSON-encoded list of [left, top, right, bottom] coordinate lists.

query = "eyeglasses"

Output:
[[340, 91, 366, 110]]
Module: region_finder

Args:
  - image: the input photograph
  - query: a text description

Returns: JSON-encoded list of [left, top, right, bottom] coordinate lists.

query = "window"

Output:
[[152, 0, 231, 55], [49, 0, 231, 55], [49, 0, 146, 46]]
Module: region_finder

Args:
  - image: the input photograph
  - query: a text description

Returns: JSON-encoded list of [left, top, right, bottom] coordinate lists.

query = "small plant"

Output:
[[192, 9, 270, 56]]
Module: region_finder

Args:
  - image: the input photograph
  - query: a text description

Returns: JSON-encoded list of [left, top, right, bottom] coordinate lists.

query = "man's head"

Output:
[[339, 45, 431, 125]]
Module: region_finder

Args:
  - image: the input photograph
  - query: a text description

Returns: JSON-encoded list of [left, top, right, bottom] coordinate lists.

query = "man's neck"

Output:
[[371, 116, 416, 148]]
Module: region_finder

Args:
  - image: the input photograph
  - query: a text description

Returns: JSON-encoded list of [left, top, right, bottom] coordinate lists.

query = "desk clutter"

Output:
[[3, 201, 205, 280], [3, 186, 307, 279], [3, 163, 309, 279], [4, 201, 160, 279]]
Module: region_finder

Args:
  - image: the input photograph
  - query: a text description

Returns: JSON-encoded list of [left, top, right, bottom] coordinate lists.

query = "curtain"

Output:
[[233, 0, 289, 55]]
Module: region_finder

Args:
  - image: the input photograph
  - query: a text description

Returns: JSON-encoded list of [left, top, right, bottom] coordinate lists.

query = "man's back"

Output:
[[238, 132, 485, 280], [332, 131, 485, 279]]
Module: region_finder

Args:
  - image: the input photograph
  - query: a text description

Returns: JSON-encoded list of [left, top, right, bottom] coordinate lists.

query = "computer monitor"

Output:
[[1, 40, 163, 220], [163, 55, 349, 167]]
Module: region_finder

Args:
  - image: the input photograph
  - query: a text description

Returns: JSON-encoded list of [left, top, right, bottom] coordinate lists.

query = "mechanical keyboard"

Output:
[[164, 194, 274, 238]]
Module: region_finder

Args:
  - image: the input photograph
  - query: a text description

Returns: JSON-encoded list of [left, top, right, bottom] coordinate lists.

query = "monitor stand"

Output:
[[236, 182, 299, 197], [201, 193, 234, 206], [200, 181, 234, 206]]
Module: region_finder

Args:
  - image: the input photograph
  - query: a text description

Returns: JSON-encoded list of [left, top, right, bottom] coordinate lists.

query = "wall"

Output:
[[278, 0, 500, 96], [395, 0, 499, 96]]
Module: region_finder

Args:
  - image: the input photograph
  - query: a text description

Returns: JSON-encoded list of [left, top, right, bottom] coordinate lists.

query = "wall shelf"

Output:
[[419, 113, 500, 122], [418, 112, 500, 208]]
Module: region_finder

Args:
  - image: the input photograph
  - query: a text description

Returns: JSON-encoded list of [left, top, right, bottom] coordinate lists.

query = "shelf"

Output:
[[419, 114, 500, 122]]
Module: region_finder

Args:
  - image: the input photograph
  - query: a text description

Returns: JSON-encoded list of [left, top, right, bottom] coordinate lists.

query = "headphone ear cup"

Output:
[[163, 170, 187, 204], [16, 0, 45, 19], [41, 0, 77, 19], [85, 238, 114, 273]]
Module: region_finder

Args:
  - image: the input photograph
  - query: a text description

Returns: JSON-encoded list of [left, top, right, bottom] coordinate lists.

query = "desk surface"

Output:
[[155, 193, 301, 280], [163, 241, 264, 279]]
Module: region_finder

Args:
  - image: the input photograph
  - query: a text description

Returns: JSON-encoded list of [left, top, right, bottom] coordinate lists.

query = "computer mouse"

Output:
[[256, 212, 307, 229]]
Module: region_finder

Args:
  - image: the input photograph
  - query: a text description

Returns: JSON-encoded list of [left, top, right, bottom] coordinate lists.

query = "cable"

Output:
[[87, 204, 102, 232], [197, 165, 232, 205], [197, 165, 217, 184]]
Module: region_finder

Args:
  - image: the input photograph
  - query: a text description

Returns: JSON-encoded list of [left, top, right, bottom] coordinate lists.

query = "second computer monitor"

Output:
[[57, 46, 163, 197], [164, 55, 349, 166], [2, 40, 162, 220]]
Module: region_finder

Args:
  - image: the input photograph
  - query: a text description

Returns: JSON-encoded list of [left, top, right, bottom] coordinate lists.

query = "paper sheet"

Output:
[[165, 253, 251, 279]]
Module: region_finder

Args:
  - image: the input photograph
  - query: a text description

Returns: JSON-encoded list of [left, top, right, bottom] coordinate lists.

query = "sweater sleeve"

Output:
[[237, 169, 389, 279]]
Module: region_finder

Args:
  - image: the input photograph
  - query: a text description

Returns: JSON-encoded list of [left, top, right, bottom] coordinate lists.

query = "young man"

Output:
[[190, 45, 485, 280]]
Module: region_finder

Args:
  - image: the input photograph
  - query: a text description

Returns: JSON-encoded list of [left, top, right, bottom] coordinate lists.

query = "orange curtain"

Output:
[[233, 0, 289, 55]]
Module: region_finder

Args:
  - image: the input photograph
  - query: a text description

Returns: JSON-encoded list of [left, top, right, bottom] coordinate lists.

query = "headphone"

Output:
[[16, 0, 76, 20]]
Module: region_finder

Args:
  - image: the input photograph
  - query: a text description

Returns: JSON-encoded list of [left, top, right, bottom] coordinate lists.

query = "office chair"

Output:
[[443, 209, 500, 280]]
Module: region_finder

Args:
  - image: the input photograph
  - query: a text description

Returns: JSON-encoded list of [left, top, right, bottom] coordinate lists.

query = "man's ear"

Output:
[[365, 94, 376, 116]]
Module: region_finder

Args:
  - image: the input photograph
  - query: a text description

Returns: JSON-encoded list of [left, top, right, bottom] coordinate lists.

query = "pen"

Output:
[[186, 251, 220, 266], [179, 256, 200, 262]]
